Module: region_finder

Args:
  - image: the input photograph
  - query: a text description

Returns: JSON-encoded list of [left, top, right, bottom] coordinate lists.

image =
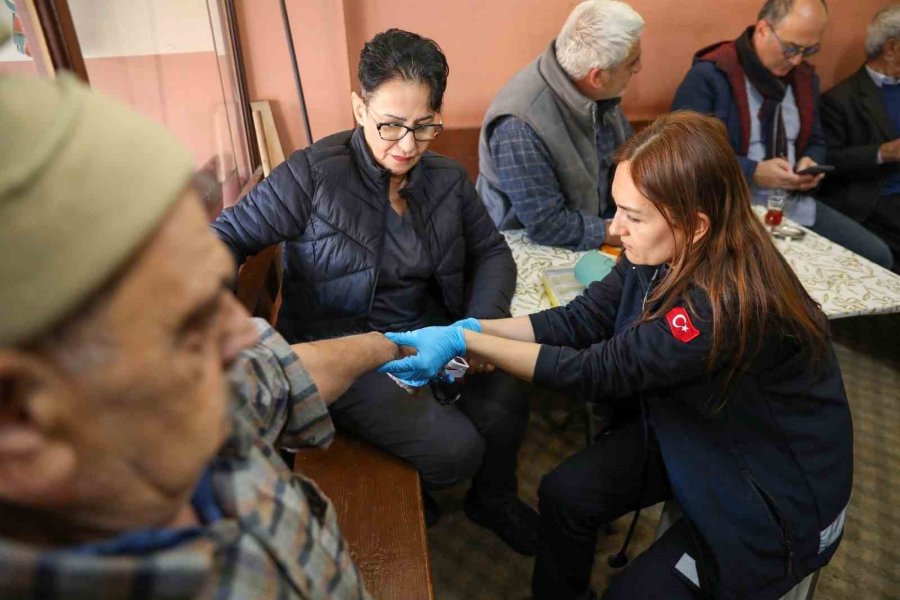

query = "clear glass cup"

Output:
[[765, 189, 787, 228]]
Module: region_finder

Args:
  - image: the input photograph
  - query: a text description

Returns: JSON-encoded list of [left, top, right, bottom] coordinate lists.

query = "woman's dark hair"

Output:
[[358, 29, 449, 112], [616, 111, 829, 405]]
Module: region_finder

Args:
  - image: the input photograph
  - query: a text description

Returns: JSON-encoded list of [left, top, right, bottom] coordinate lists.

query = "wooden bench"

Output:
[[294, 435, 433, 599], [233, 235, 434, 600]]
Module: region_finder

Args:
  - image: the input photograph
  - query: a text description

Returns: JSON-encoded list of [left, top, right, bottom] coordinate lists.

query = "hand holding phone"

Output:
[[795, 164, 835, 176]]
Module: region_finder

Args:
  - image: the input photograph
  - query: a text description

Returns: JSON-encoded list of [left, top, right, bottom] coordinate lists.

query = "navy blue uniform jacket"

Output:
[[212, 128, 516, 342], [529, 256, 853, 600]]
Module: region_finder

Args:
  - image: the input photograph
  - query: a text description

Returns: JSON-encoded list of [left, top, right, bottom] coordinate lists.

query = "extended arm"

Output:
[[291, 332, 400, 404], [379, 263, 627, 386], [382, 302, 714, 403], [463, 329, 540, 382], [231, 320, 398, 450]]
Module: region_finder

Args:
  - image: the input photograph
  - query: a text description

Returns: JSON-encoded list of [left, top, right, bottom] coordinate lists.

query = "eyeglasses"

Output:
[[366, 107, 444, 142], [767, 22, 820, 59]]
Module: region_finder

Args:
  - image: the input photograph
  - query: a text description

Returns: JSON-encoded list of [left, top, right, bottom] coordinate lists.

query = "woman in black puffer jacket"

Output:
[[212, 29, 538, 555]]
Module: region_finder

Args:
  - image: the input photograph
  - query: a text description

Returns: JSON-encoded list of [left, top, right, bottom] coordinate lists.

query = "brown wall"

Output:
[[238, 0, 897, 155], [85, 53, 225, 168], [235, 0, 353, 155]]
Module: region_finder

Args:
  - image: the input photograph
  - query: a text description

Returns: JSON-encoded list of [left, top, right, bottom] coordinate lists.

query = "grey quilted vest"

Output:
[[477, 41, 627, 229]]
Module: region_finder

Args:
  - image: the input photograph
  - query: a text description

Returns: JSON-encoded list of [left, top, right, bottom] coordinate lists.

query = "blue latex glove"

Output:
[[452, 317, 482, 333], [378, 326, 467, 388]]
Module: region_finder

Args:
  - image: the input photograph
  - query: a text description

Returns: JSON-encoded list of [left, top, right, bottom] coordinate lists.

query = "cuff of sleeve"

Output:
[[743, 159, 759, 181], [581, 216, 607, 250], [533, 344, 562, 387], [877, 148, 885, 165], [529, 312, 553, 344], [251, 319, 335, 450]]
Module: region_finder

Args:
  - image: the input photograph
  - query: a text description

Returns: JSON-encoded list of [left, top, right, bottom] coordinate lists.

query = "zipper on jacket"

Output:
[[681, 513, 716, 600], [401, 187, 450, 316], [366, 176, 393, 319], [640, 266, 663, 311], [743, 469, 797, 581], [402, 188, 437, 274]]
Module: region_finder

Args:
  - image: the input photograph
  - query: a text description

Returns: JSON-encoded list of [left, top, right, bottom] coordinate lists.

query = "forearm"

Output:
[[524, 209, 605, 250], [463, 330, 540, 382], [292, 332, 399, 404], [832, 144, 884, 171], [478, 316, 536, 342]]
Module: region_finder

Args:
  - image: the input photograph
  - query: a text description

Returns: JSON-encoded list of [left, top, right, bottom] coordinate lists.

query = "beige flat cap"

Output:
[[0, 71, 193, 345]]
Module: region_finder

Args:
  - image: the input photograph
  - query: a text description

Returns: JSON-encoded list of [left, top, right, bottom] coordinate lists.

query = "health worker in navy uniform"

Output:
[[380, 111, 853, 600]]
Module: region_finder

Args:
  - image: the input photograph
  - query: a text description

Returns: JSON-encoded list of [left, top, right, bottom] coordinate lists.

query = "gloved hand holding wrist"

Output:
[[378, 325, 467, 388], [452, 317, 482, 333]]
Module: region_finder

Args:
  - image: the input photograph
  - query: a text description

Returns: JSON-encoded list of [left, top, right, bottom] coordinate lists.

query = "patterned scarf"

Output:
[[735, 26, 787, 159]]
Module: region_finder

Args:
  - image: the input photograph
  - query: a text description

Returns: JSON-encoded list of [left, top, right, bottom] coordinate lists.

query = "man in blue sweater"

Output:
[[820, 5, 900, 272], [672, 0, 893, 269], [477, 0, 644, 250]]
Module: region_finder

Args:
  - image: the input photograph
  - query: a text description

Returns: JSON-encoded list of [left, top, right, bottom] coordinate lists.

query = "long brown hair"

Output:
[[616, 111, 828, 392]]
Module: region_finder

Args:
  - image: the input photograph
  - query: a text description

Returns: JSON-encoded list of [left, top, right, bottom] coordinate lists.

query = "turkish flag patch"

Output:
[[665, 307, 700, 343]]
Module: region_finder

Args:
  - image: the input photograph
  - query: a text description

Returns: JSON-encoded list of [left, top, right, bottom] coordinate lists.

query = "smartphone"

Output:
[[795, 164, 835, 175]]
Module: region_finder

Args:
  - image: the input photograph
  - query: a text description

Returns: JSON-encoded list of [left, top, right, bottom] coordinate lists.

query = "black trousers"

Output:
[[532, 417, 705, 600], [330, 369, 529, 503]]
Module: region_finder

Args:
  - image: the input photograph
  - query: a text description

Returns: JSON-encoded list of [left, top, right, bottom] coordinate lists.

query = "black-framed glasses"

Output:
[[366, 107, 444, 142], [767, 22, 820, 59]]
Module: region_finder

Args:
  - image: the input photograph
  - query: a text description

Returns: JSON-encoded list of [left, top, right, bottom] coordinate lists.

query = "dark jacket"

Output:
[[672, 39, 827, 181], [212, 128, 516, 342], [820, 65, 900, 221], [529, 257, 853, 600]]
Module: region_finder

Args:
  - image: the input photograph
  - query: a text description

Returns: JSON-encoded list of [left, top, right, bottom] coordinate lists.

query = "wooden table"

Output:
[[506, 207, 900, 319]]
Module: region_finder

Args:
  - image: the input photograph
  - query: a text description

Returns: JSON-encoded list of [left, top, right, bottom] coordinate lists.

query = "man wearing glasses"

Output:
[[673, 0, 893, 269]]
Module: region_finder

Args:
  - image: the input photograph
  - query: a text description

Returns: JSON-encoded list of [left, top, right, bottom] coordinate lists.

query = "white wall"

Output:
[[2, 1, 224, 63], [67, 0, 216, 58]]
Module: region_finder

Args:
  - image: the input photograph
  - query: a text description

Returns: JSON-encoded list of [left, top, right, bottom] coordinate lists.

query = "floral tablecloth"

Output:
[[505, 207, 900, 320]]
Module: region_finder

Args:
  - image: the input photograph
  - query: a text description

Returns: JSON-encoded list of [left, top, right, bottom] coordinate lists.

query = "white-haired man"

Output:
[[0, 23, 400, 598], [820, 4, 900, 272], [477, 0, 644, 250]]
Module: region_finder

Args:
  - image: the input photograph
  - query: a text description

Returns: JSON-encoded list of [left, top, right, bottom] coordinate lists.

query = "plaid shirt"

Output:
[[488, 103, 632, 250], [0, 320, 370, 600]]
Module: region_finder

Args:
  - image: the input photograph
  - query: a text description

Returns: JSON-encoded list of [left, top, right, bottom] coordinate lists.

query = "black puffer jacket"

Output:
[[212, 128, 516, 342]]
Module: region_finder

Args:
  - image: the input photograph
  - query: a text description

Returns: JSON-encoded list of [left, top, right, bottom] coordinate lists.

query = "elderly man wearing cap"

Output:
[[0, 24, 394, 599]]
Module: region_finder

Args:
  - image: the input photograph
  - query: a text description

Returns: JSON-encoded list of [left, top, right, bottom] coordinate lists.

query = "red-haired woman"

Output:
[[380, 111, 853, 600]]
